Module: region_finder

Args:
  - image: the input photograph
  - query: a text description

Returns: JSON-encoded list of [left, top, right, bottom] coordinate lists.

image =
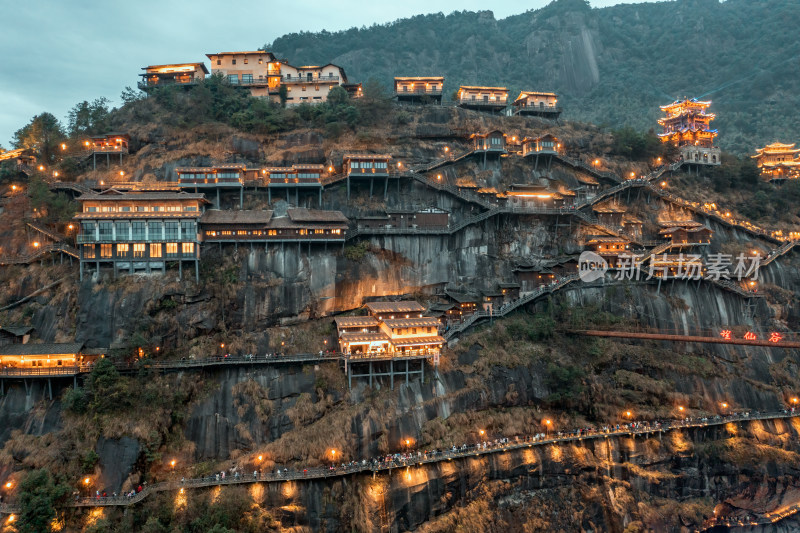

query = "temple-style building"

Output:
[[176, 164, 245, 209], [456, 86, 508, 112], [752, 142, 800, 181], [139, 63, 209, 90], [658, 98, 721, 166], [592, 204, 626, 227], [394, 77, 444, 104], [511, 91, 561, 119], [75, 190, 208, 281], [0, 342, 84, 370], [585, 236, 631, 269], [504, 184, 568, 209], [658, 221, 713, 246], [522, 134, 560, 173]]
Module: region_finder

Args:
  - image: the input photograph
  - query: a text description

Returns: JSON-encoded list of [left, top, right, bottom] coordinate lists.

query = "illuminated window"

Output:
[[100, 244, 112, 258], [150, 243, 162, 258], [116, 243, 129, 255], [133, 243, 145, 258], [182, 243, 194, 255], [268, 230, 277, 236], [83, 245, 95, 259], [258, 58, 263, 64], [243, 58, 248, 64], [166, 243, 178, 256]]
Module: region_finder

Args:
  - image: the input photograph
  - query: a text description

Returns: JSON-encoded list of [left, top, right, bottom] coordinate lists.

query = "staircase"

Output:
[[761, 240, 798, 266], [710, 278, 764, 299], [0, 243, 79, 266], [444, 274, 580, 340], [27, 221, 68, 243], [552, 154, 623, 183]]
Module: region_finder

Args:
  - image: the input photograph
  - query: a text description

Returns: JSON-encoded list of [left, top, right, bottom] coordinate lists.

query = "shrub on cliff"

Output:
[[15, 469, 68, 533]]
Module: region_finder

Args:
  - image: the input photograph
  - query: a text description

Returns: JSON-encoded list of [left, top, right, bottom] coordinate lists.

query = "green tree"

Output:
[[16, 469, 68, 533], [86, 358, 132, 414], [120, 86, 144, 105], [12, 113, 66, 164], [67, 98, 111, 136]]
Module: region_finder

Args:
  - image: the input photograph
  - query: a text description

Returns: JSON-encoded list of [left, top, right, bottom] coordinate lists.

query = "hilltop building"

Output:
[[456, 86, 508, 113], [752, 142, 800, 181], [75, 190, 208, 281], [658, 98, 721, 166], [511, 91, 561, 119], [139, 63, 209, 90], [394, 77, 444, 104], [206, 51, 353, 105]]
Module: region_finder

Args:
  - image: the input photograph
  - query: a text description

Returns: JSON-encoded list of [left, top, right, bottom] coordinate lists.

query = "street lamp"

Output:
[[543, 419, 552, 437], [33, 241, 40, 248], [4, 482, 11, 489], [170, 459, 176, 470], [791, 398, 799, 405], [257, 455, 263, 462]]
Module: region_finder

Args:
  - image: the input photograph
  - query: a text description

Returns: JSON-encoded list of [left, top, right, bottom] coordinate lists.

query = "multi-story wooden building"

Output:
[[511, 91, 561, 119], [262, 164, 325, 205], [200, 208, 348, 246], [75, 190, 207, 280], [176, 164, 244, 209], [139, 63, 209, 89], [472, 130, 507, 153], [658, 98, 721, 166], [585, 236, 631, 269], [83, 133, 130, 169], [394, 77, 444, 104], [752, 142, 800, 181], [335, 300, 443, 358], [456, 86, 508, 112]]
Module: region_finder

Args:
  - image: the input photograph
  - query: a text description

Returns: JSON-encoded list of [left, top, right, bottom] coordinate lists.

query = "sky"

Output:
[[0, 0, 651, 147]]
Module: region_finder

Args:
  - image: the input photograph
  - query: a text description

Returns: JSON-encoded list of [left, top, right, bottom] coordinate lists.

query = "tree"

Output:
[[12, 113, 66, 164], [67, 98, 111, 136], [120, 86, 144, 105], [86, 357, 132, 414], [16, 469, 68, 533]]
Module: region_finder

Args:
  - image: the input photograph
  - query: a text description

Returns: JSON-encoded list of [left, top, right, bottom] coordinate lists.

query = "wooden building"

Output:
[[585, 236, 631, 268], [522, 134, 560, 157], [658, 221, 713, 246], [648, 254, 704, 279], [576, 174, 600, 201], [0, 148, 36, 175], [177, 164, 245, 209], [443, 290, 479, 319], [75, 190, 208, 281], [511, 91, 561, 119], [497, 282, 521, 303], [83, 133, 130, 169], [622, 215, 643, 239], [505, 184, 564, 210], [364, 301, 425, 321], [278, 63, 350, 106], [472, 131, 507, 153], [199, 208, 347, 247], [0, 326, 33, 346], [752, 142, 800, 181], [262, 164, 325, 205], [658, 98, 721, 166], [394, 77, 444, 104], [0, 342, 84, 370], [456, 86, 508, 112], [342, 154, 392, 200], [139, 63, 209, 89], [593, 204, 626, 227]]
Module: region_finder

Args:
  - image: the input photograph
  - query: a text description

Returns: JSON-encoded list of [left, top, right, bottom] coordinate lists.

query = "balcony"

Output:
[[282, 75, 340, 83], [459, 99, 508, 109], [514, 103, 562, 116], [138, 77, 199, 90], [178, 177, 243, 186], [267, 177, 322, 186], [77, 235, 197, 244], [395, 89, 443, 97]]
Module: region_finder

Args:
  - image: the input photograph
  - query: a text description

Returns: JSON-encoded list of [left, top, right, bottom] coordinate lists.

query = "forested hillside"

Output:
[[267, 0, 800, 154]]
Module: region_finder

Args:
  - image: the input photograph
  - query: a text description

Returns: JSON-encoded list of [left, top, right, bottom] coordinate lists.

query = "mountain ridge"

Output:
[[266, 0, 800, 154]]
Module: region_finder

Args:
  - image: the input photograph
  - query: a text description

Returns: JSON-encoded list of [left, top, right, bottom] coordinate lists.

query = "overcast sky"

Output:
[[0, 0, 652, 147]]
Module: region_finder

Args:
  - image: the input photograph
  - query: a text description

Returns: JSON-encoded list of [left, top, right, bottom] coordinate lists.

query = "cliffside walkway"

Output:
[[0, 243, 79, 266], [1, 410, 796, 516], [444, 274, 581, 340]]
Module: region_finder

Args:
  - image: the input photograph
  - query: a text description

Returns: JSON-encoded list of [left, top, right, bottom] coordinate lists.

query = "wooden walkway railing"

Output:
[[1, 410, 796, 516]]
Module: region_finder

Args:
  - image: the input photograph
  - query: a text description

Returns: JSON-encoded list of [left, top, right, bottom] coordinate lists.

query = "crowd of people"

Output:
[[60, 407, 799, 507]]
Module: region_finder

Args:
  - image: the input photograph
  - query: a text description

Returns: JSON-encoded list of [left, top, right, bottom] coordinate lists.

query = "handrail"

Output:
[[1, 410, 796, 515]]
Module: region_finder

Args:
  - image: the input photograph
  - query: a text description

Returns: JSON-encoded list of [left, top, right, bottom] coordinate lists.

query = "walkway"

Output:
[[0, 243, 79, 265], [0, 410, 795, 515]]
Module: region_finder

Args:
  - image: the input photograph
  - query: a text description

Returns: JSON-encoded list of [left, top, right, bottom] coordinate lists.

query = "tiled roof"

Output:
[[335, 316, 380, 328], [390, 336, 445, 347], [381, 318, 441, 328], [0, 325, 33, 336], [287, 208, 348, 224], [0, 342, 83, 356], [342, 153, 392, 161], [364, 301, 426, 314], [394, 76, 444, 81], [200, 210, 272, 225], [79, 190, 208, 202], [339, 332, 390, 343]]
